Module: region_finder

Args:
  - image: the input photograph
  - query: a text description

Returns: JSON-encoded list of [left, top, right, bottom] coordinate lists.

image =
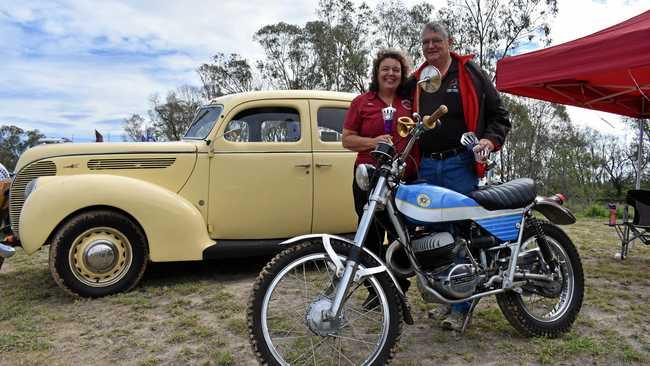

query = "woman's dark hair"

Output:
[[368, 48, 411, 97]]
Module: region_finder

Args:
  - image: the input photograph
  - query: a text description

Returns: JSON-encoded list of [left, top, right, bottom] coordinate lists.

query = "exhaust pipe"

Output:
[[385, 241, 415, 278], [0, 242, 15, 259]]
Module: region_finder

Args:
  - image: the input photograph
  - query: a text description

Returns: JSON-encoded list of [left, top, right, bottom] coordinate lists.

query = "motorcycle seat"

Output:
[[468, 178, 536, 211]]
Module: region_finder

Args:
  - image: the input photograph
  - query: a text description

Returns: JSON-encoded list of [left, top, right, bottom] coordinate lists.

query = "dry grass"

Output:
[[1, 218, 649, 365]]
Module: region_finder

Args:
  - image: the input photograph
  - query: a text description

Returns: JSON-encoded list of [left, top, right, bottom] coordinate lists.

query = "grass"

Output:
[[1, 219, 649, 365]]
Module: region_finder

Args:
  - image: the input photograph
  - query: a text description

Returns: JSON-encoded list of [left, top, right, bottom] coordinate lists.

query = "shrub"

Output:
[[582, 204, 608, 218]]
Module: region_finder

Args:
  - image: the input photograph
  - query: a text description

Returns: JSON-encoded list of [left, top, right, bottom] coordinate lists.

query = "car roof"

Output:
[[208, 90, 358, 105]]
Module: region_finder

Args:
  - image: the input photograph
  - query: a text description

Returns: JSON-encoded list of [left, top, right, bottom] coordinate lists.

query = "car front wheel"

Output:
[[49, 209, 148, 298]]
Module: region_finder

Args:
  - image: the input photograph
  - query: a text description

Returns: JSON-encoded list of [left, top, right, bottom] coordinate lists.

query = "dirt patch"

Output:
[[1, 219, 649, 365]]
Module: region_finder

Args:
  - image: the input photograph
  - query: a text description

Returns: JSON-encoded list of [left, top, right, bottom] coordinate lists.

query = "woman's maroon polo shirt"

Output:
[[343, 92, 413, 166]]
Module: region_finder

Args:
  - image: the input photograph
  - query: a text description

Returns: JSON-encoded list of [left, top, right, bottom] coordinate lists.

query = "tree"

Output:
[[197, 53, 256, 99], [623, 118, 649, 187], [372, 0, 435, 66], [601, 137, 632, 198], [123, 114, 146, 142], [149, 86, 203, 141], [254, 0, 373, 92], [254, 22, 322, 90], [0, 125, 44, 170], [439, 0, 558, 75], [315, 0, 374, 92]]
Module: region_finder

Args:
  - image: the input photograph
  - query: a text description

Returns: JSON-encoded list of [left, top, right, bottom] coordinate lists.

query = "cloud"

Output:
[[0, 0, 326, 141], [95, 118, 126, 126], [0, 0, 647, 142]]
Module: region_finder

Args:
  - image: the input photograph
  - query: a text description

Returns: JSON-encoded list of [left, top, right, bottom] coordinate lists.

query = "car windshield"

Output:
[[184, 105, 223, 139]]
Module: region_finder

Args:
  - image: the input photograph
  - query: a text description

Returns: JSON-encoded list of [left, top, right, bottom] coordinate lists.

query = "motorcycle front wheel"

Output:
[[247, 239, 403, 366], [497, 219, 584, 338]]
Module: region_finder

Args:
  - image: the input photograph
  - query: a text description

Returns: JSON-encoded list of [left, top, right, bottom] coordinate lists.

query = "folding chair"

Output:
[[613, 190, 650, 259]]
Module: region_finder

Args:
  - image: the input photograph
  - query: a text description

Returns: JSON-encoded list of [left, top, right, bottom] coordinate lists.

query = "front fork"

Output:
[[328, 175, 389, 318]]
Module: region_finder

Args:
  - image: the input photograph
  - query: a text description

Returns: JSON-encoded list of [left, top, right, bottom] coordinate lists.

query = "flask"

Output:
[[608, 203, 617, 226]]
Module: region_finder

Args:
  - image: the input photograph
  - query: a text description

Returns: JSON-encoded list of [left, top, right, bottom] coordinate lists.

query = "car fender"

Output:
[[19, 174, 214, 261]]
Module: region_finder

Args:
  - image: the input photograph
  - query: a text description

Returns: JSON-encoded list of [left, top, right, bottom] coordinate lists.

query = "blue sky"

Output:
[[0, 0, 647, 142]]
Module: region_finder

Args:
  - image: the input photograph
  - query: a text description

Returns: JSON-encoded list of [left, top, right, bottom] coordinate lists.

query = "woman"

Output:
[[342, 48, 414, 304]]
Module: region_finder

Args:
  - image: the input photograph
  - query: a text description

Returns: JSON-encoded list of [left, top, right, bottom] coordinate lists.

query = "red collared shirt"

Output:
[[343, 92, 413, 166]]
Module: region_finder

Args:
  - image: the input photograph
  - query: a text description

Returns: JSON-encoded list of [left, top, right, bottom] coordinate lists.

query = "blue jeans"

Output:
[[419, 151, 477, 313], [419, 151, 477, 195]]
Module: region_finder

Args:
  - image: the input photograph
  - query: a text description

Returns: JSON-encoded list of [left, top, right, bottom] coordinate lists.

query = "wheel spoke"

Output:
[[260, 251, 392, 365], [517, 233, 575, 322]]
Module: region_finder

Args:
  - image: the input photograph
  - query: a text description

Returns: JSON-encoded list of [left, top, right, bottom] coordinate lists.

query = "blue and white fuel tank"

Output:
[[395, 183, 524, 241]]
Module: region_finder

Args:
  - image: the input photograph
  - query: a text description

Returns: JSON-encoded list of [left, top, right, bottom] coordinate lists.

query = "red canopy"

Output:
[[496, 10, 650, 119]]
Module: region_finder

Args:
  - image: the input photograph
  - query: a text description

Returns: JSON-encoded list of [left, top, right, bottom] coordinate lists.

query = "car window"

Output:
[[185, 105, 223, 139], [225, 107, 301, 143], [317, 107, 347, 142]]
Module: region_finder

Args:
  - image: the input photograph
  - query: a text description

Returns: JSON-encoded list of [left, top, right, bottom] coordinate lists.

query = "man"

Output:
[[411, 22, 511, 331]]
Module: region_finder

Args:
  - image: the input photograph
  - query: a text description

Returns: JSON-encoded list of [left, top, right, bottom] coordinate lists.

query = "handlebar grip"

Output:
[[431, 105, 448, 121]]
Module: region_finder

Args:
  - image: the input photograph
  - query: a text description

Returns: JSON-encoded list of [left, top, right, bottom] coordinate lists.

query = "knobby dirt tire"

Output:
[[247, 239, 403, 365], [49, 210, 148, 298], [496, 219, 584, 338]]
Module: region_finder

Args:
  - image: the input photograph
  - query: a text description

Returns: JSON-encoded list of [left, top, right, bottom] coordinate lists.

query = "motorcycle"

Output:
[[247, 66, 584, 365]]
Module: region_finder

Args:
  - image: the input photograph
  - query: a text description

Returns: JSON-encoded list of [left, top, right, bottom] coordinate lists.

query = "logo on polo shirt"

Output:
[[447, 78, 459, 93], [401, 99, 412, 110]]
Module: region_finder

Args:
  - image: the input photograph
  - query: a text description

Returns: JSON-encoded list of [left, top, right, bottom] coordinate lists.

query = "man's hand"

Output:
[[473, 139, 494, 163]]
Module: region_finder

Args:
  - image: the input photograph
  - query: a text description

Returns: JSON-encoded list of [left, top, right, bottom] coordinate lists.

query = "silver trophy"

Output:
[[382, 105, 396, 134], [460, 132, 479, 149], [460, 132, 489, 162]]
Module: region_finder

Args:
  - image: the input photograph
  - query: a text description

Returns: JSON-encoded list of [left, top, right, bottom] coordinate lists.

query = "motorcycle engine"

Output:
[[412, 232, 479, 299]]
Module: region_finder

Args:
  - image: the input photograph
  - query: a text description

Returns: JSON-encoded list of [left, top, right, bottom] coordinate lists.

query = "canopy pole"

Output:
[[636, 119, 644, 189]]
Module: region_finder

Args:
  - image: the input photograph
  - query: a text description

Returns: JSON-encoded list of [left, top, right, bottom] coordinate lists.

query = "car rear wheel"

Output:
[[49, 210, 148, 298]]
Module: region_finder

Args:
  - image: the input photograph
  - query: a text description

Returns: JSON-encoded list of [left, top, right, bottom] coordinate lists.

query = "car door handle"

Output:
[[295, 163, 311, 168], [316, 163, 332, 168]]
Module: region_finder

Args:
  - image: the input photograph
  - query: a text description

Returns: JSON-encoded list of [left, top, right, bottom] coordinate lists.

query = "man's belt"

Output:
[[426, 147, 467, 160]]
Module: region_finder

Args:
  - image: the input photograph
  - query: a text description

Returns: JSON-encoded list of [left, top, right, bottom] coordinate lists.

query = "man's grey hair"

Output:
[[421, 22, 450, 40]]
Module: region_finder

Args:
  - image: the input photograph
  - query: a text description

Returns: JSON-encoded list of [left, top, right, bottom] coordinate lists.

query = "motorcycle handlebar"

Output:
[[430, 105, 448, 122]]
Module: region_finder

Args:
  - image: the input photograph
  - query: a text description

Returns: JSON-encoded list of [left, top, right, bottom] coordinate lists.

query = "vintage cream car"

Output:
[[0, 90, 358, 297]]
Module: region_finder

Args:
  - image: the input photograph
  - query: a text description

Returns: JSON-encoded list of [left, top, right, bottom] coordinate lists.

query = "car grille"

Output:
[[9, 160, 57, 238], [87, 158, 176, 170]]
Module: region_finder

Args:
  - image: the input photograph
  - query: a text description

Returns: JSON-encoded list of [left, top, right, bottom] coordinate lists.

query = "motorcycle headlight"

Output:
[[355, 164, 376, 192], [24, 178, 38, 199]]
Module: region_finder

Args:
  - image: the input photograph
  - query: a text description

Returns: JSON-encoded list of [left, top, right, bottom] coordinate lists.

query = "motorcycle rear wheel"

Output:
[[497, 220, 584, 338], [247, 239, 403, 365]]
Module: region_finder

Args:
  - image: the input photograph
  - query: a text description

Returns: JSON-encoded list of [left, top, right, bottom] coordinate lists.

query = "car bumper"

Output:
[[0, 242, 15, 259]]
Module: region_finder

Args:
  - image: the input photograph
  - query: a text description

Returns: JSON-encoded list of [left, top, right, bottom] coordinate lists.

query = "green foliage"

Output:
[[0, 125, 44, 170], [122, 0, 647, 207], [149, 86, 203, 141], [581, 204, 608, 218], [197, 53, 255, 99], [439, 0, 558, 75]]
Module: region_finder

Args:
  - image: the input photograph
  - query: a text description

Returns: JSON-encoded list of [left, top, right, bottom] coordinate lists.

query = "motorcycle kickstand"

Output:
[[460, 298, 481, 334]]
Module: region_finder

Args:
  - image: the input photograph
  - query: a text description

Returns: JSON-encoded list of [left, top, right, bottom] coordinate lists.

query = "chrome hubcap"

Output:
[[83, 240, 118, 274], [68, 227, 133, 287]]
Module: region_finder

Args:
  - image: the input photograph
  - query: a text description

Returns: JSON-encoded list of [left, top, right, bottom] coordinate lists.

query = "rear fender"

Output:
[[532, 197, 576, 225], [19, 174, 214, 261]]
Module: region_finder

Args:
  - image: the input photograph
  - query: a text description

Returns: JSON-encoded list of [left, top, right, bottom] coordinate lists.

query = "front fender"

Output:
[[283, 234, 405, 294], [282, 234, 414, 324], [20, 174, 213, 261]]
